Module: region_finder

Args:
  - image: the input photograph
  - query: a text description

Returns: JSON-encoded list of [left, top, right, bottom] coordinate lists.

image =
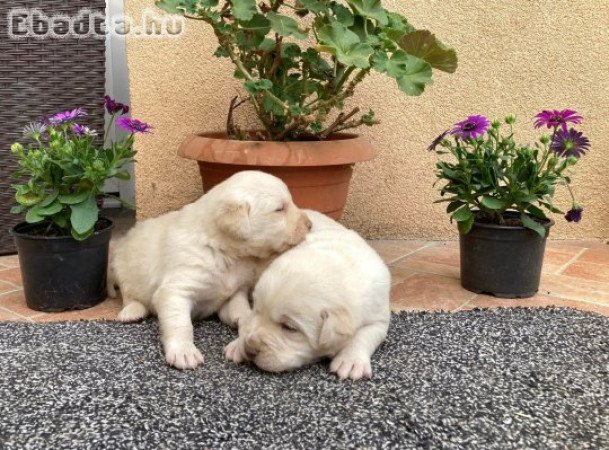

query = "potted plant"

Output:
[[430, 110, 589, 298], [156, 0, 457, 218], [9, 98, 151, 312]]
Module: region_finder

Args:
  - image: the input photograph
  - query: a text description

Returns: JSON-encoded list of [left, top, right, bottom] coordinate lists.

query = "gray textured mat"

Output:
[[0, 308, 607, 449]]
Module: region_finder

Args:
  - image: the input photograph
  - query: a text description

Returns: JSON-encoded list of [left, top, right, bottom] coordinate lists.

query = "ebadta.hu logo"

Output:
[[6, 8, 185, 39]]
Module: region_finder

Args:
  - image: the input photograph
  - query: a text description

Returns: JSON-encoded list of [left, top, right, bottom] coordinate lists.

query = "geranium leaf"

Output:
[[267, 12, 308, 39], [332, 3, 355, 26], [346, 0, 388, 26], [236, 14, 270, 48], [399, 30, 458, 73], [298, 0, 327, 13], [155, 0, 182, 14], [239, 13, 270, 33], [393, 54, 433, 96], [318, 22, 373, 68], [244, 79, 273, 94], [231, 0, 257, 21], [371, 51, 389, 73], [156, 0, 214, 14]]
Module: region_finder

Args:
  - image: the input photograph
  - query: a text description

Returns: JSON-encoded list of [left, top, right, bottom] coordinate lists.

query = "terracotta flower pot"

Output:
[[178, 132, 375, 219]]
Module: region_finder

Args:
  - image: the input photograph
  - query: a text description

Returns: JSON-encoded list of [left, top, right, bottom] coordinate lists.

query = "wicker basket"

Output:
[[0, 0, 106, 254]]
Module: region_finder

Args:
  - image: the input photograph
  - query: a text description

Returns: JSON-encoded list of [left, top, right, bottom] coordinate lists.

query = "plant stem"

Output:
[[267, 34, 283, 79], [319, 107, 360, 139], [227, 47, 289, 115], [334, 66, 355, 92], [226, 95, 247, 138], [103, 115, 116, 147]]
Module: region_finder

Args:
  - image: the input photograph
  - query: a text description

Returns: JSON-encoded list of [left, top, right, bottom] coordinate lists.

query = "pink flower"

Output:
[[116, 117, 152, 134], [450, 115, 490, 139], [534, 109, 582, 131]]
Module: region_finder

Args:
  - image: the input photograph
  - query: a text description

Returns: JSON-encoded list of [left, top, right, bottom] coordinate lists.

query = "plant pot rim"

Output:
[[471, 211, 555, 232], [178, 131, 375, 167], [10, 218, 114, 241]]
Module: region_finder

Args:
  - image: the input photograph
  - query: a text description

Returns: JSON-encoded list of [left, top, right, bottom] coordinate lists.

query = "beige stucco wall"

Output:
[[125, 0, 609, 239]]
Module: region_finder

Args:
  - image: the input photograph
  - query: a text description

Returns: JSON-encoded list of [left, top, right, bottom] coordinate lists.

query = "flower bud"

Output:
[[10, 143, 23, 154], [539, 134, 550, 145], [505, 114, 516, 125], [491, 119, 501, 129]]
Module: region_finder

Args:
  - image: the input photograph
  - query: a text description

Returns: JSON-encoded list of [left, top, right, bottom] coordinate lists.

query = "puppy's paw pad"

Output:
[[117, 302, 148, 323], [330, 354, 372, 381], [165, 341, 205, 370], [224, 338, 245, 364]]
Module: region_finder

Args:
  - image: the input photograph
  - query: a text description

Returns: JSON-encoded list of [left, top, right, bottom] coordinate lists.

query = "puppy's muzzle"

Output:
[[244, 334, 261, 360], [244, 346, 258, 360]]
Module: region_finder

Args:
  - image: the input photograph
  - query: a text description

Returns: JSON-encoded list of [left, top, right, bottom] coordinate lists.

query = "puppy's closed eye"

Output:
[[274, 203, 286, 213], [281, 322, 299, 333]]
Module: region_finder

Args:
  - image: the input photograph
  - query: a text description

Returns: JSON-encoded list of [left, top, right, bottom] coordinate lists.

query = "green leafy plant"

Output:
[[156, 0, 457, 141], [10, 99, 151, 240], [430, 111, 589, 237]]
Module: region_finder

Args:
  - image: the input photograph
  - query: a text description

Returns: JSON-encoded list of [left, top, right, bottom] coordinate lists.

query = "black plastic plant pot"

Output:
[[10, 218, 114, 312], [459, 214, 554, 299]]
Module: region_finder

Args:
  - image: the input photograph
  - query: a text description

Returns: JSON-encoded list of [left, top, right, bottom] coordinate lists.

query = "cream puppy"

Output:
[[224, 210, 391, 381], [110, 171, 311, 370]]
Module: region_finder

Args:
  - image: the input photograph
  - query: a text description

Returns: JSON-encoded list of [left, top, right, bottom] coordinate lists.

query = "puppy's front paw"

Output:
[[164, 340, 204, 370], [330, 352, 372, 381], [224, 338, 246, 364]]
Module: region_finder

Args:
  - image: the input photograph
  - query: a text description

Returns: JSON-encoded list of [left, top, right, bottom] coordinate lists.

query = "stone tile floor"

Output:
[[0, 239, 608, 322]]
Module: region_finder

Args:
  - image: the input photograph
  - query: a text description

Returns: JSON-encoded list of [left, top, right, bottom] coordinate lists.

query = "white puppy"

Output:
[[110, 171, 311, 370], [225, 210, 391, 380]]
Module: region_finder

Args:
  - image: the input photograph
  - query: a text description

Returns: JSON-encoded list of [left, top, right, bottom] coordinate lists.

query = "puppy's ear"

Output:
[[215, 201, 251, 241], [318, 307, 355, 355]]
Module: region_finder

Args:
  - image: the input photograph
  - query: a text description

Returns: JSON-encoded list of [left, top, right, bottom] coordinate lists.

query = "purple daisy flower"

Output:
[[48, 107, 87, 125], [71, 124, 97, 137], [450, 115, 490, 139], [116, 117, 152, 134], [550, 128, 590, 159], [427, 130, 450, 152], [534, 109, 582, 131], [104, 96, 130, 115], [565, 206, 583, 223]]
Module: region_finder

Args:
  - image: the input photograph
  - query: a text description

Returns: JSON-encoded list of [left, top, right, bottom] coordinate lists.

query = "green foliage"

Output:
[[156, 0, 457, 141], [433, 117, 581, 237], [10, 117, 138, 240]]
